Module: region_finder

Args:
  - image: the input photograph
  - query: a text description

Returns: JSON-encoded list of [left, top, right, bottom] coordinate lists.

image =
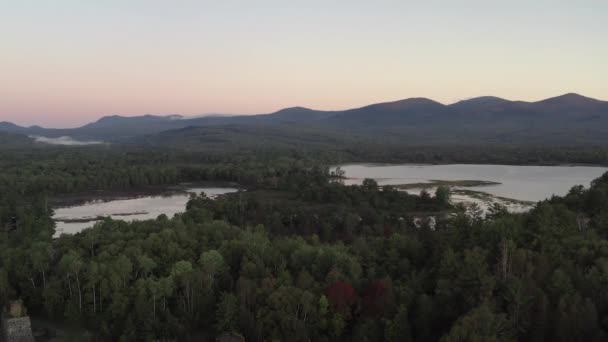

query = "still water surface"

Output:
[[54, 165, 608, 236], [337, 164, 607, 202], [53, 187, 238, 237]]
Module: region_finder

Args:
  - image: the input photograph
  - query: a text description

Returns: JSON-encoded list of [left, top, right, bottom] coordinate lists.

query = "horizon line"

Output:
[[1, 92, 605, 129]]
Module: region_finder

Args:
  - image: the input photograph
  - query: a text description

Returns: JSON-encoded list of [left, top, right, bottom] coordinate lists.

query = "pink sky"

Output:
[[1, 1, 606, 128]]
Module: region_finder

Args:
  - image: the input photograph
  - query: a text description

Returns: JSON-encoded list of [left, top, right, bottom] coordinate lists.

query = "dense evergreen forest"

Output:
[[2, 144, 608, 341]]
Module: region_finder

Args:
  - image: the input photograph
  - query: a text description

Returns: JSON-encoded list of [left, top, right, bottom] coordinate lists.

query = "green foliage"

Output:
[[435, 185, 451, 205], [216, 292, 238, 333], [441, 303, 514, 342], [2, 145, 608, 341]]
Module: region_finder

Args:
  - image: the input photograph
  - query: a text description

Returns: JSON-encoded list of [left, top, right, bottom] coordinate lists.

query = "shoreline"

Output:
[[332, 162, 608, 168], [51, 181, 240, 207]]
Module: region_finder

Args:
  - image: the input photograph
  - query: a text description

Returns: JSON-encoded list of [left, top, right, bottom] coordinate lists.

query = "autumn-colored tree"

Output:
[[361, 280, 388, 317], [327, 281, 356, 315]]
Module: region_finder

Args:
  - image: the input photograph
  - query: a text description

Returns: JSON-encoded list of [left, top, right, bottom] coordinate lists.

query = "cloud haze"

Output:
[[31, 136, 105, 146]]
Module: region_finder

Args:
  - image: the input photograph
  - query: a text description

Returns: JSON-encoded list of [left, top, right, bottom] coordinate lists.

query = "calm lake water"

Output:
[[53, 186, 238, 237], [337, 164, 607, 204]]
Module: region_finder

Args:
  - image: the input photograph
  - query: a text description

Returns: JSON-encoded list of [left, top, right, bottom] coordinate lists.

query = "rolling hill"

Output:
[[1, 93, 607, 146]]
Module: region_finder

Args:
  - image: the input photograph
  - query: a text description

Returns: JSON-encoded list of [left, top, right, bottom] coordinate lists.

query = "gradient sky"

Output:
[[1, 0, 607, 128]]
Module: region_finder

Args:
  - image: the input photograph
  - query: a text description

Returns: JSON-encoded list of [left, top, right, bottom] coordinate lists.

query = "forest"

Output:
[[1, 144, 608, 341]]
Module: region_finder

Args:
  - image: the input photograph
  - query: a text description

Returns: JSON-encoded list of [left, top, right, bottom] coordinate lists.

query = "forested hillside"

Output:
[[3, 1, 606, 341], [0, 132, 34, 147], [2, 93, 608, 146], [1, 145, 608, 341]]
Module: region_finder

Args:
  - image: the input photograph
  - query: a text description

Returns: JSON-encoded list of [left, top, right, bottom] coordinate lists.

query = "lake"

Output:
[[336, 164, 608, 211], [53, 186, 238, 237]]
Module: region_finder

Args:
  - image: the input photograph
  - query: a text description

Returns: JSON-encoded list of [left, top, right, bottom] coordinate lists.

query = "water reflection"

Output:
[[337, 164, 607, 202], [335, 164, 607, 212], [53, 187, 238, 237]]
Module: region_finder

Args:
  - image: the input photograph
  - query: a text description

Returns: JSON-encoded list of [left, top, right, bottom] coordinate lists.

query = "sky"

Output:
[[1, 0, 607, 128]]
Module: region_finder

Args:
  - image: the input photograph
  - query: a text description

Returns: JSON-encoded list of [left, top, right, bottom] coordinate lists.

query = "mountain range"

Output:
[[1, 93, 607, 146]]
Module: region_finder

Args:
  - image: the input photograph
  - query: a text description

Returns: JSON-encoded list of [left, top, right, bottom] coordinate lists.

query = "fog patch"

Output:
[[31, 136, 105, 146]]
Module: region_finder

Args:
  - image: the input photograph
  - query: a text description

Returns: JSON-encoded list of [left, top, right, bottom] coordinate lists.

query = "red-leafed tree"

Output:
[[383, 225, 395, 238], [327, 281, 356, 315], [362, 280, 389, 317]]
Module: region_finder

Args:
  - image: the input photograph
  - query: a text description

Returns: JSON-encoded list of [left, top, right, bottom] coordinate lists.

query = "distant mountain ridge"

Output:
[[1, 93, 607, 146]]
